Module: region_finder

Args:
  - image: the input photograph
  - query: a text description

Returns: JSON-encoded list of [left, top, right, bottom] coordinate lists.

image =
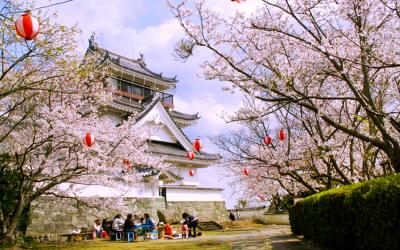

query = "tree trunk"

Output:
[[389, 153, 400, 173], [0, 195, 25, 243], [18, 204, 31, 235], [0, 202, 6, 244]]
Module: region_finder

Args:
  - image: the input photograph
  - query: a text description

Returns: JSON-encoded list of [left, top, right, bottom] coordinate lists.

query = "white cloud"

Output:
[[36, 0, 138, 50]]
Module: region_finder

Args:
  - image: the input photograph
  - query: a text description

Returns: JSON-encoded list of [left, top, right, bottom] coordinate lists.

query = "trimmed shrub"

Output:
[[289, 205, 302, 235], [289, 174, 400, 250]]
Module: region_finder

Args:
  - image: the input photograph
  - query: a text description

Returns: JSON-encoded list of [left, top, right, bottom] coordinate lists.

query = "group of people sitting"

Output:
[[157, 213, 200, 239], [91, 212, 199, 241], [93, 213, 155, 240]]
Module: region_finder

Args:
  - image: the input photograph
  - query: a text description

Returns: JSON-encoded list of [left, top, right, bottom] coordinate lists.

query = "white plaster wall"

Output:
[[61, 181, 160, 198], [232, 208, 269, 220], [137, 181, 160, 197], [166, 188, 224, 201], [176, 167, 200, 186], [134, 102, 193, 151], [147, 123, 177, 143]]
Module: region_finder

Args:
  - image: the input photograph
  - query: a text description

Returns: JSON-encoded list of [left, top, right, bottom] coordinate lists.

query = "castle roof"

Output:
[[89, 36, 218, 168], [136, 166, 183, 184], [103, 48, 177, 84], [169, 110, 200, 121], [133, 97, 220, 167], [108, 90, 200, 127], [87, 37, 177, 90], [149, 141, 220, 166], [87, 35, 199, 126]]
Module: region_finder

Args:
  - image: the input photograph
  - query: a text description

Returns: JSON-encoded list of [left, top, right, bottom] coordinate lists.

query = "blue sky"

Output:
[[34, 0, 263, 208]]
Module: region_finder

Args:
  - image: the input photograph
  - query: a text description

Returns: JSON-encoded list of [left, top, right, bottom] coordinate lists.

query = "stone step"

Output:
[[197, 221, 223, 231]]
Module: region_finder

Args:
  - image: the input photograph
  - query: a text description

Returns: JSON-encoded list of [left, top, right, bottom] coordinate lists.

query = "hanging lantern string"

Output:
[[25, 0, 74, 12], [261, 121, 288, 135], [261, 125, 305, 134], [263, 127, 289, 138], [4, 0, 74, 15]]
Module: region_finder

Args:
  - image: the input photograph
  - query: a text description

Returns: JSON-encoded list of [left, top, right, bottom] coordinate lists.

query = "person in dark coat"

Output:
[[229, 212, 236, 221], [182, 212, 199, 238], [124, 214, 135, 233], [102, 218, 111, 234]]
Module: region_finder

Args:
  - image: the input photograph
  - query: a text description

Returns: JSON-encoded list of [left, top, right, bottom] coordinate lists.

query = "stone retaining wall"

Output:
[[27, 196, 227, 235], [165, 201, 228, 223], [27, 196, 165, 235]]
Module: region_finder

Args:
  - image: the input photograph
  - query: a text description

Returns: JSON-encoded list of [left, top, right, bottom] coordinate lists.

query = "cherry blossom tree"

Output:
[[169, 0, 400, 201], [0, 1, 165, 242], [213, 99, 388, 203]]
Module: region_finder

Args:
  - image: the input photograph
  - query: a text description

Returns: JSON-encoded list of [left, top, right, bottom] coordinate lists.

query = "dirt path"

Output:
[[197, 225, 322, 250]]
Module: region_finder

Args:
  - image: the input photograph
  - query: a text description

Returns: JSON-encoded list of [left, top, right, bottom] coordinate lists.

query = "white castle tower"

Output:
[[27, 36, 227, 235]]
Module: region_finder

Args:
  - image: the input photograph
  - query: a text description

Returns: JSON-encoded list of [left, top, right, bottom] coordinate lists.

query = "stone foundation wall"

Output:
[[27, 196, 166, 235], [164, 201, 228, 223], [27, 196, 228, 235]]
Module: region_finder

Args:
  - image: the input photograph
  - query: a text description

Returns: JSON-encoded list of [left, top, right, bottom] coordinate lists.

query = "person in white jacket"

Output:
[[112, 214, 124, 232]]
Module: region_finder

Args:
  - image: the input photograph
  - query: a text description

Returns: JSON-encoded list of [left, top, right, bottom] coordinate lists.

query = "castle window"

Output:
[[112, 77, 173, 108]]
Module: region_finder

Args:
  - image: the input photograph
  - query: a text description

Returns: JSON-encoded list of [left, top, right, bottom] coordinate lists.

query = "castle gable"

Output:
[[134, 98, 193, 151]]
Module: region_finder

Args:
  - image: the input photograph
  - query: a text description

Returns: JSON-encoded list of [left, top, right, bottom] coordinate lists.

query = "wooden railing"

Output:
[[114, 90, 144, 101], [113, 90, 174, 109]]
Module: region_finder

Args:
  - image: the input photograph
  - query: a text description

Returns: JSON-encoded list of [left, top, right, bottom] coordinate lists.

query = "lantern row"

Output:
[[263, 129, 285, 145], [242, 129, 286, 178], [245, 129, 286, 202], [83, 133, 201, 178], [186, 138, 203, 177], [186, 138, 203, 160]]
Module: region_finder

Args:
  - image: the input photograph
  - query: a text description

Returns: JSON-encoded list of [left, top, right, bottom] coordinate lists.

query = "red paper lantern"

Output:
[[83, 133, 96, 147], [187, 151, 195, 160], [193, 138, 203, 152], [279, 129, 285, 141], [15, 12, 40, 40], [123, 159, 132, 170], [231, 0, 241, 2], [243, 168, 250, 176], [264, 135, 272, 145], [189, 169, 195, 177]]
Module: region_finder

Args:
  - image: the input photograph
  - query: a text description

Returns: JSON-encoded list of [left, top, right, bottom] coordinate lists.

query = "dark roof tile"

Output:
[[95, 47, 177, 83], [149, 141, 220, 162]]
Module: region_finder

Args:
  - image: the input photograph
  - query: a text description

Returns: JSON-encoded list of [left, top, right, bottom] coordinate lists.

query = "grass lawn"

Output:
[[18, 228, 260, 250], [3, 223, 321, 250], [18, 228, 254, 250], [23, 239, 230, 250], [11, 221, 282, 250]]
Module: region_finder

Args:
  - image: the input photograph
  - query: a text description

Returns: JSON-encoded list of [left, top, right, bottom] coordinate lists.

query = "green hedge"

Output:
[[289, 174, 400, 250]]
